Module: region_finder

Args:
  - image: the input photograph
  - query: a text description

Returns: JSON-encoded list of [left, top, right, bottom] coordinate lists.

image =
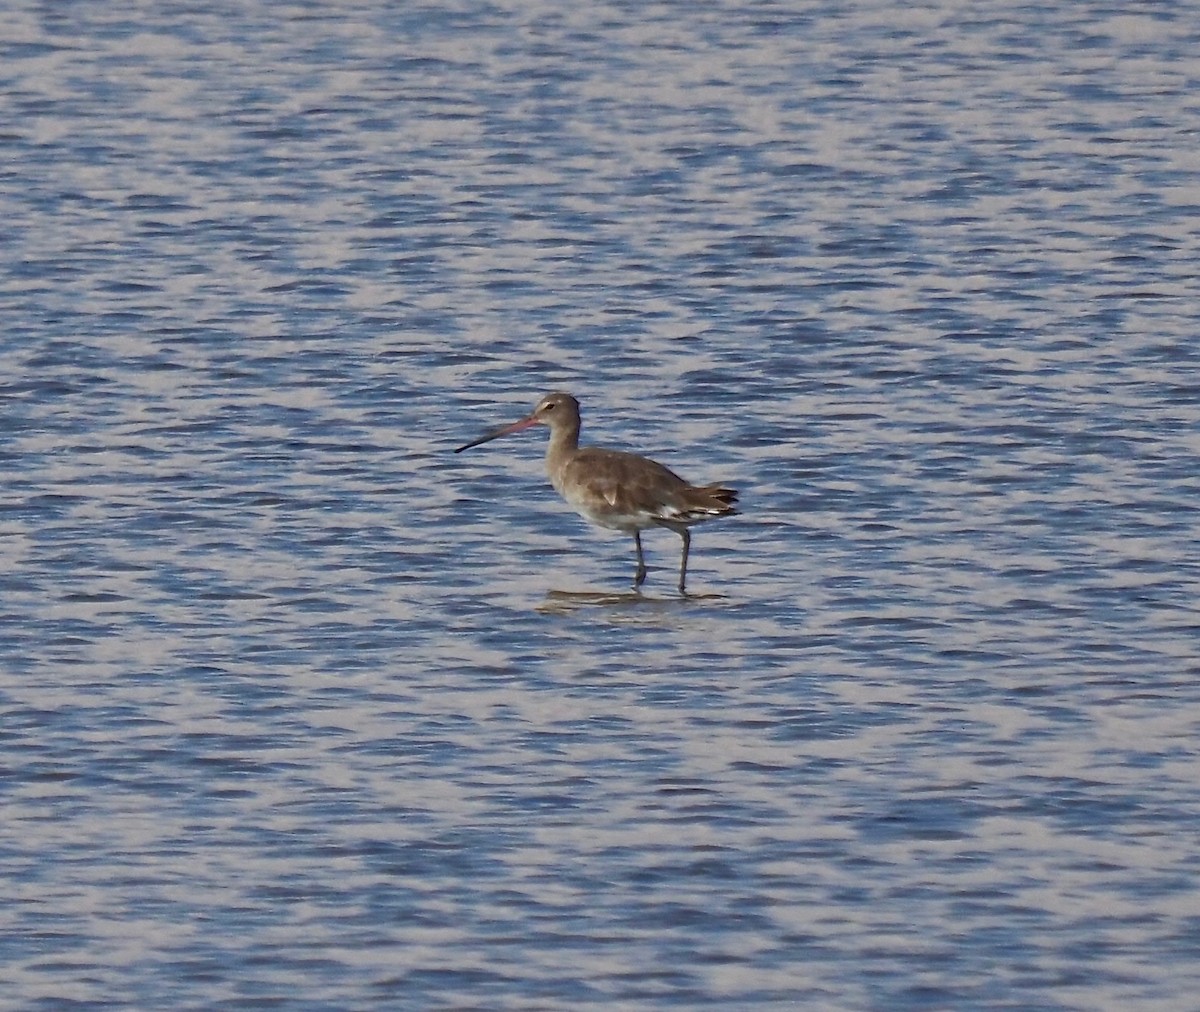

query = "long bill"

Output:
[[453, 414, 539, 453]]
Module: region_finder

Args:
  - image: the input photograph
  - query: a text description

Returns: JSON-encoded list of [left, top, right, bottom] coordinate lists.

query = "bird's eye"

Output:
[[543, 402, 556, 411]]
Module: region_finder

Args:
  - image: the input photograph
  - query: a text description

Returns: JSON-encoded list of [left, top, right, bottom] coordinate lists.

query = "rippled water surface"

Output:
[[3, 1, 1199, 1008]]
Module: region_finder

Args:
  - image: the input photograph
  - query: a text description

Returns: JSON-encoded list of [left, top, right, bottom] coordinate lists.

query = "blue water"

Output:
[[3, 1, 1198, 1008]]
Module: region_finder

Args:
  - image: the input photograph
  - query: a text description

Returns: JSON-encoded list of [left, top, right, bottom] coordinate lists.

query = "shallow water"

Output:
[[3, 1, 1199, 1008]]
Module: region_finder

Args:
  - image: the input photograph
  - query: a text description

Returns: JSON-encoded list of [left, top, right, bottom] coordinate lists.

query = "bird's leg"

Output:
[[633, 531, 647, 588], [677, 528, 691, 594]]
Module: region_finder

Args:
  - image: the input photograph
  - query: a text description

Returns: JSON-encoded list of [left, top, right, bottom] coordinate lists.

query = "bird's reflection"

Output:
[[537, 588, 726, 615]]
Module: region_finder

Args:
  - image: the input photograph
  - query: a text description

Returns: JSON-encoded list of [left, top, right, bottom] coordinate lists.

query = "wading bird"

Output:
[[455, 392, 738, 592]]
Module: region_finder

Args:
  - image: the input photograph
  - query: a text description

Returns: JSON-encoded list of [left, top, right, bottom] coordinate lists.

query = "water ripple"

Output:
[[1, 0, 1198, 1008]]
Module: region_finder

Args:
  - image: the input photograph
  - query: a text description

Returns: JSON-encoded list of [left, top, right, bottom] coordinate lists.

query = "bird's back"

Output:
[[552, 446, 738, 532]]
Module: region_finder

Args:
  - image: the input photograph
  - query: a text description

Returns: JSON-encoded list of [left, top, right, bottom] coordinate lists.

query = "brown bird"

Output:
[[454, 392, 738, 592]]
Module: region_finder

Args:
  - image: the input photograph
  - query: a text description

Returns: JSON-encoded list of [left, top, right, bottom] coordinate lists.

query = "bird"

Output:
[[454, 392, 738, 593]]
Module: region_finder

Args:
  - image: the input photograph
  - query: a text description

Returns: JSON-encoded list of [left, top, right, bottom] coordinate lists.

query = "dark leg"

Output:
[[633, 531, 647, 588], [677, 528, 691, 594]]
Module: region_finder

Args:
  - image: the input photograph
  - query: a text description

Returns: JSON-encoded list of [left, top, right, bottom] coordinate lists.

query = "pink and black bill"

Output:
[[453, 413, 540, 453]]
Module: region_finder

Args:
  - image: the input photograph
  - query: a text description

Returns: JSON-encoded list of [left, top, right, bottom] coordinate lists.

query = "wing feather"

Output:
[[555, 448, 737, 528]]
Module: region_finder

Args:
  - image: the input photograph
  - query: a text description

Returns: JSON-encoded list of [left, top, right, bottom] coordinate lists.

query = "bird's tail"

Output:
[[685, 484, 739, 518]]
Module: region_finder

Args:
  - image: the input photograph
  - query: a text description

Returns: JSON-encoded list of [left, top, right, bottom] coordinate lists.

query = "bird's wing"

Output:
[[560, 449, 690, 521]]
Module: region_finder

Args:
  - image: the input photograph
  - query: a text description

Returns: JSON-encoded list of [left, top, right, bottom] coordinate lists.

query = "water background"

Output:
[[2, 1, 1199, 1008]]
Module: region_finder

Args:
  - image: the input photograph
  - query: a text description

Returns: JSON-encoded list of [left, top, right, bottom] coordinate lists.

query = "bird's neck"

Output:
[[545, 419, 580, 477]]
